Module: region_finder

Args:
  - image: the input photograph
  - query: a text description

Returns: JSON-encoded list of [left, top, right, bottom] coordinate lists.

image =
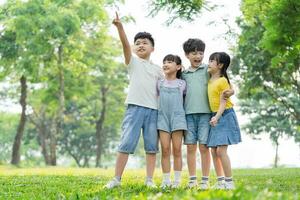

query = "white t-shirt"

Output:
[[125, 56, 164, 110]]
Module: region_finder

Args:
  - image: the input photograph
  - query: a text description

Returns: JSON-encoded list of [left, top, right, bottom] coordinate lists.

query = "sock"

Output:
[[225, 177, 233, 182], [217, 176, 225, 183], [163, 173, 171, 182], [174, 171, 181, 183], [146, 176, 153, 182], [201, 176, 209, 183], [114, 176, 121, 182], [189, 176, 197, 182]]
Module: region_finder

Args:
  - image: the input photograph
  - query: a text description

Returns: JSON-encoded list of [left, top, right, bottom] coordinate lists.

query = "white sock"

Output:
[[174, 171, 181, 183], [225, 176, 233, 183], [189, 175, 197, 182], [146, 176, 153, 182], [163, 173, 171, 182], [217, 176, 225, 183], [201, 176, 209, 183], [114, 176, 121, 182]]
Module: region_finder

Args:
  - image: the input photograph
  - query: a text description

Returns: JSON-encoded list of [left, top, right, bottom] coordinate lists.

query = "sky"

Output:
[[107, 0, 300, 168]]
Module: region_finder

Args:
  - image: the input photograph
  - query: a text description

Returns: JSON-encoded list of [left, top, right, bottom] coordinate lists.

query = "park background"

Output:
[[0, 0, 299, 199]]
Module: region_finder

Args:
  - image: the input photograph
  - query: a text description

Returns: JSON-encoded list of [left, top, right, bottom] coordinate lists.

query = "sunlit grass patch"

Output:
[[0, 167, 299, 199]]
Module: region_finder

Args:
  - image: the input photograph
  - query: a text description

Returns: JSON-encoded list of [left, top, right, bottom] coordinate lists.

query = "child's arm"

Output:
[[112, 12, 131, 65], [222, 83, 235, 100], [210, 97, 227, 127]]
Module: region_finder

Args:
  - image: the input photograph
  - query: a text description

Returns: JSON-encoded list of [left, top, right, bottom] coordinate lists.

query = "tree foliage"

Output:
[[232, 0, 300, 146]]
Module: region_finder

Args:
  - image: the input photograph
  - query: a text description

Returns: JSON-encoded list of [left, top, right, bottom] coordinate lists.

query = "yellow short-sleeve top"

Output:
[[208, 77, 233, 112]]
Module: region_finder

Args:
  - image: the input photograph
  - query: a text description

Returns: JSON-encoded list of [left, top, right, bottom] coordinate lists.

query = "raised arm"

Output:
[[112, 12, 131, 65]]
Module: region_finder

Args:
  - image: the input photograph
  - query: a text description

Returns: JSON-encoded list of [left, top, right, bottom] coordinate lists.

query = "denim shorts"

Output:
[[184, 113, 211, 144], [118, 104, 158, 154], [207, 108, 242, 147]]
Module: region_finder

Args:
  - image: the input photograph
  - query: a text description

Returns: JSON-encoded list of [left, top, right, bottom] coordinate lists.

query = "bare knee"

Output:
[[216, 147, 227, 158], [187, 145, 197, 154], [199, 144, 209, 154], [162, 146, 171, 158], [211, 148, 217, 158], [173, 147, 182, 158]]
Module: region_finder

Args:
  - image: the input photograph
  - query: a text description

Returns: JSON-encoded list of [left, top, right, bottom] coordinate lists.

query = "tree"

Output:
[[0, 0, 112, 165], [230, 0, 300, 166], [147, 0, 213, 24]]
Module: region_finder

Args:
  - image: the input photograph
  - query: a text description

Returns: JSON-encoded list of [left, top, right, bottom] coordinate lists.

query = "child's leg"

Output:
[[211, 147, 225, 189], [216, 146, 232, 177], [146, 153, 156, 178], [187, 144, 197, 177], [198, 144, 211, 189], [171, 131, 183, 171], [217, 145, 235, 189], [115, 152, 129, 178], [199, 144, 211, 177], [171, 130, 183, 185], [159, 131, 171, 173], [211, 147, 224, 177], [143, 108, 158, 187]]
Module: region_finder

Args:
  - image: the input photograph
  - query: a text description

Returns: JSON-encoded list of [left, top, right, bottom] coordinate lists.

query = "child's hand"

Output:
[[112, 12, 122, 27], [210, 116, 218, 127]]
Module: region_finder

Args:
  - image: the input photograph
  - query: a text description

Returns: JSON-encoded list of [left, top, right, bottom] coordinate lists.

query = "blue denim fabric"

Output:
[[118, 104, 158, 154]]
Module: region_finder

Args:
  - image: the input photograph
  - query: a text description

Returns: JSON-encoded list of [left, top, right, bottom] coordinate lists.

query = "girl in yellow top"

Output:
[[207, 52, 241, 190]]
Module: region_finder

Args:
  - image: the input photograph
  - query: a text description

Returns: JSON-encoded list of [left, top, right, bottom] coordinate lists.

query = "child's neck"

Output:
[[165, 74, 177, 81], [210, 72, 221, 80], [139, 55, 150, 61]]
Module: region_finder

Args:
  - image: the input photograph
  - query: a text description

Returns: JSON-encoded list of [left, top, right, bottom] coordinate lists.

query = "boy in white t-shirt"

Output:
[[105, 13, 163, 189]]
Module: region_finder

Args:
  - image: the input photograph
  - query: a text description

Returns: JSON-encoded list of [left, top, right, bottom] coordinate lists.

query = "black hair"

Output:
[[163, 54, 182, 79], [134, 32, 155, 47], [183, 38, 205, 54], [209, 52, 231, 84]]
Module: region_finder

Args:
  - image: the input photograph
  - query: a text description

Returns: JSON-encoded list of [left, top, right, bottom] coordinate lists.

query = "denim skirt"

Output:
[[207, 108, 241, 147]]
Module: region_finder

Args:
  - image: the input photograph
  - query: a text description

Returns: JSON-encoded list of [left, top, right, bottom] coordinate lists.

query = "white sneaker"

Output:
[[160, 181, 171, 189], [212, 181, 225, 190], [171, 181, 181, 189], [145, 179, 157, 188], [199, 181, 209, 190], [104, 178, 120, 189], [224, 181, 235, 190], [187, 180, 198, 188]]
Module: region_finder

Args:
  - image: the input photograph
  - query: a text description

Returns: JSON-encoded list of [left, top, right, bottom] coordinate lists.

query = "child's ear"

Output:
[[218, 63, 224, 69]]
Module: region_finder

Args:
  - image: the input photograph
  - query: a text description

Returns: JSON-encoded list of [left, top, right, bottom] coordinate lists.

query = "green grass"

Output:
[[0, 166, 299, 199]]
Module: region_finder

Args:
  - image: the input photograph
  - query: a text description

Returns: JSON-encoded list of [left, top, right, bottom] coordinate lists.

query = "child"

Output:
[[157, 54, 187, 189], [105, 12, 164, 189], [181, 39, 234, 189], [207, 52, 241, 190]]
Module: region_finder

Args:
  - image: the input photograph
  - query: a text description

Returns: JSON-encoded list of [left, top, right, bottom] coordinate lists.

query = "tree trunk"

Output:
[[39, 123, 51, 165], [95, 86, 108, 167], [11, 75, 27, 165], [50, 44, 65, 166], [274, 139, 279, 168]]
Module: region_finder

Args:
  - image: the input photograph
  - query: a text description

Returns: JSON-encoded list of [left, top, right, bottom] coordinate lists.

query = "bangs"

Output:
[[163, 54, 181, 65], [209, 52, 220, 63]]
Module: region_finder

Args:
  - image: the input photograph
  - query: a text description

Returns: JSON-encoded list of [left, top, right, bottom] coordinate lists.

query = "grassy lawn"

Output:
[[0, 166, 299, 199]]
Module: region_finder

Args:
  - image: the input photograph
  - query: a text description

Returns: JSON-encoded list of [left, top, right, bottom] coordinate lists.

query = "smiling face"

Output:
[[133, 38, 154, 59], [162, 60, 181, 76], [185, 51, 204, 68], [208, 59, 222, 75]]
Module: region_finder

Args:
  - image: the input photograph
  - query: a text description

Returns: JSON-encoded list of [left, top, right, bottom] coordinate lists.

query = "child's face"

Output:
[[185, 51, 204, 68], [133, 38, 154, 59], [208, 59, 222, 75], [162, 60, 181, 76]]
